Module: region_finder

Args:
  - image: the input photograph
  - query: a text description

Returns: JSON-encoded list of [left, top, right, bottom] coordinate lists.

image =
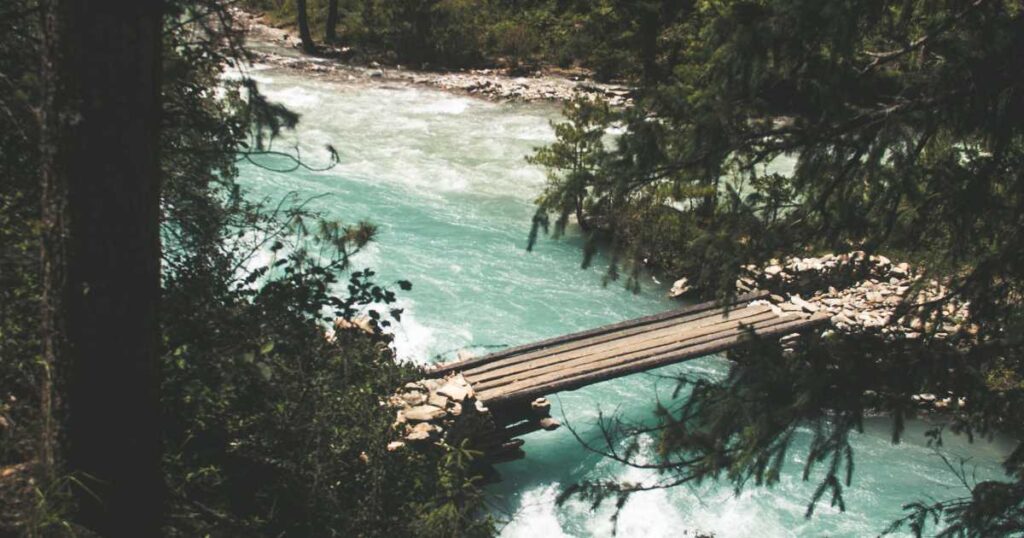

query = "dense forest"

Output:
[[249, 0, 672, 79], [1, 1, 489, 536], [2, 0, 1023, 537]]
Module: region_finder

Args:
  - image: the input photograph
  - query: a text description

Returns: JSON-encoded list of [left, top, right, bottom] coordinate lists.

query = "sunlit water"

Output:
[[236, 63, 1013, 537]]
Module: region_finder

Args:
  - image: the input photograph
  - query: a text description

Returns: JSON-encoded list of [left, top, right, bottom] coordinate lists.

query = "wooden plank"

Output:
[[467, 307, 780, 390], [465, 306, 776, 387], [480, 312, 830, 404], [463, 303, 774, 379], [475, 312, 806, 398], [426, 291, 769, 376], [469, 309, 782, 392]]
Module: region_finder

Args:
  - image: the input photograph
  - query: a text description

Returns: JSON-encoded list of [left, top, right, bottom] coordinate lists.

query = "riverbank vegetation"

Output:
[[0, 1, 490, 536], [531, 1, 1024, 535], [247, 0, 672, 79]]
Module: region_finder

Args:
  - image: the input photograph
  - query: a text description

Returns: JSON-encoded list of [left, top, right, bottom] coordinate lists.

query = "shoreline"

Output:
[[238, 9, 633, 106]]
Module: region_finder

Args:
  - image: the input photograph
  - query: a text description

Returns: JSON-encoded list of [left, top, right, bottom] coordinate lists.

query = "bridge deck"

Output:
[[428, 291, 830, 406]]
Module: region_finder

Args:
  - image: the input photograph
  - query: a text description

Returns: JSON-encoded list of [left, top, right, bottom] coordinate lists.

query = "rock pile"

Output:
[[386, 373, 489, 451], [672, 251, 972, 341], [385, 369, 561, 464], [734, 251, 910, 296], [414, 70, 632, 105], [744, 252, 970, 340]]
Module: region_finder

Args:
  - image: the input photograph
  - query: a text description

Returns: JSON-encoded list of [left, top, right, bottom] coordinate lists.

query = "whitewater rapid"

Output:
[[237, 63, 1012, 537]]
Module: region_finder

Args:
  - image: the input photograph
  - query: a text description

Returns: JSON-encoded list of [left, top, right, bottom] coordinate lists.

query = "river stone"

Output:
[[427, 393, 449, 409], [890, 262, 911, 277], [403, 405, 447, 422], [403, 382, 427, 393], [401, 392, 427, 406], [530, 397, 551, 415], [437, 378, 474, 401], [539, 417, 561, 431], [669, 277, 693, 298], [780, 302, 803, 313], [405, 422, 437, 442]]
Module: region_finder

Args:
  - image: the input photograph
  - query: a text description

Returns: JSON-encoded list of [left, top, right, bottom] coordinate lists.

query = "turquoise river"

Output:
[[238, 62, 1013, 537]]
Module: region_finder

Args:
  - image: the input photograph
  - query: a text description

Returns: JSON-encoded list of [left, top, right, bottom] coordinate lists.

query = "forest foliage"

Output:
[[250, 0, 670, 79], [531, 1, 1024, 536], [0, 1, 491, 536]]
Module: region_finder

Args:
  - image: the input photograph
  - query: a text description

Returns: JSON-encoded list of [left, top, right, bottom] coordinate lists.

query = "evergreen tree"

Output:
[[534, 1, 1024, 535], [1, 1, 494, 535]]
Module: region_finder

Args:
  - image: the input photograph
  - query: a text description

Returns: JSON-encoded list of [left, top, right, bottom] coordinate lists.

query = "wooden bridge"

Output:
[[427, 291, 829, 409], [389, 291, 831, 464]]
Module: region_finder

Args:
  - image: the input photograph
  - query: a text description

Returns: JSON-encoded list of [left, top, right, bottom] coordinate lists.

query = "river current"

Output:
[[237, 63, 1012, 537]]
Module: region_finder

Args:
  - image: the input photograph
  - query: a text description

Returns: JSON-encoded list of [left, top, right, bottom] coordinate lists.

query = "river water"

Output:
[[237, 63, 1013, 537]]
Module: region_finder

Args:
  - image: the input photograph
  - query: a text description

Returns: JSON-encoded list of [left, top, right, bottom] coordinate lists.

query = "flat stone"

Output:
[[427, 393, 449, 409], [403, 405, 447, 422], [437, 382, 474, 402], [790, 295, 819, 313]]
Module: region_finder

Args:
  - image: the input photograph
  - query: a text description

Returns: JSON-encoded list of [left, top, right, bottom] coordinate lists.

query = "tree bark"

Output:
[[325, 0, 340, 43], [40, 0, 164, 535], [297, 0, 316, 54]]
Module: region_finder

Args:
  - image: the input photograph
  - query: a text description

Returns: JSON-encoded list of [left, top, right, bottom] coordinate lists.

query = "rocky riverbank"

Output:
[[671, 251, 972, 341], [238, 9, 633, 105]]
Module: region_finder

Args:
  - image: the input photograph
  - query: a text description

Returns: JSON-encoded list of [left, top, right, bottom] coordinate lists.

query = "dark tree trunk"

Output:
[[297, 0, 316, 54], [325, 0, 340, 43], [637, 4, 660, 84], [40, 0, 164, 535]]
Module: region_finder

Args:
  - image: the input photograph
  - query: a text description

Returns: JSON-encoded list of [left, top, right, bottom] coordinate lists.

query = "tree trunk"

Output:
[[297, 0, 316, 54], [325, 0, 340, 43], [40, 0, 164, 535]]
